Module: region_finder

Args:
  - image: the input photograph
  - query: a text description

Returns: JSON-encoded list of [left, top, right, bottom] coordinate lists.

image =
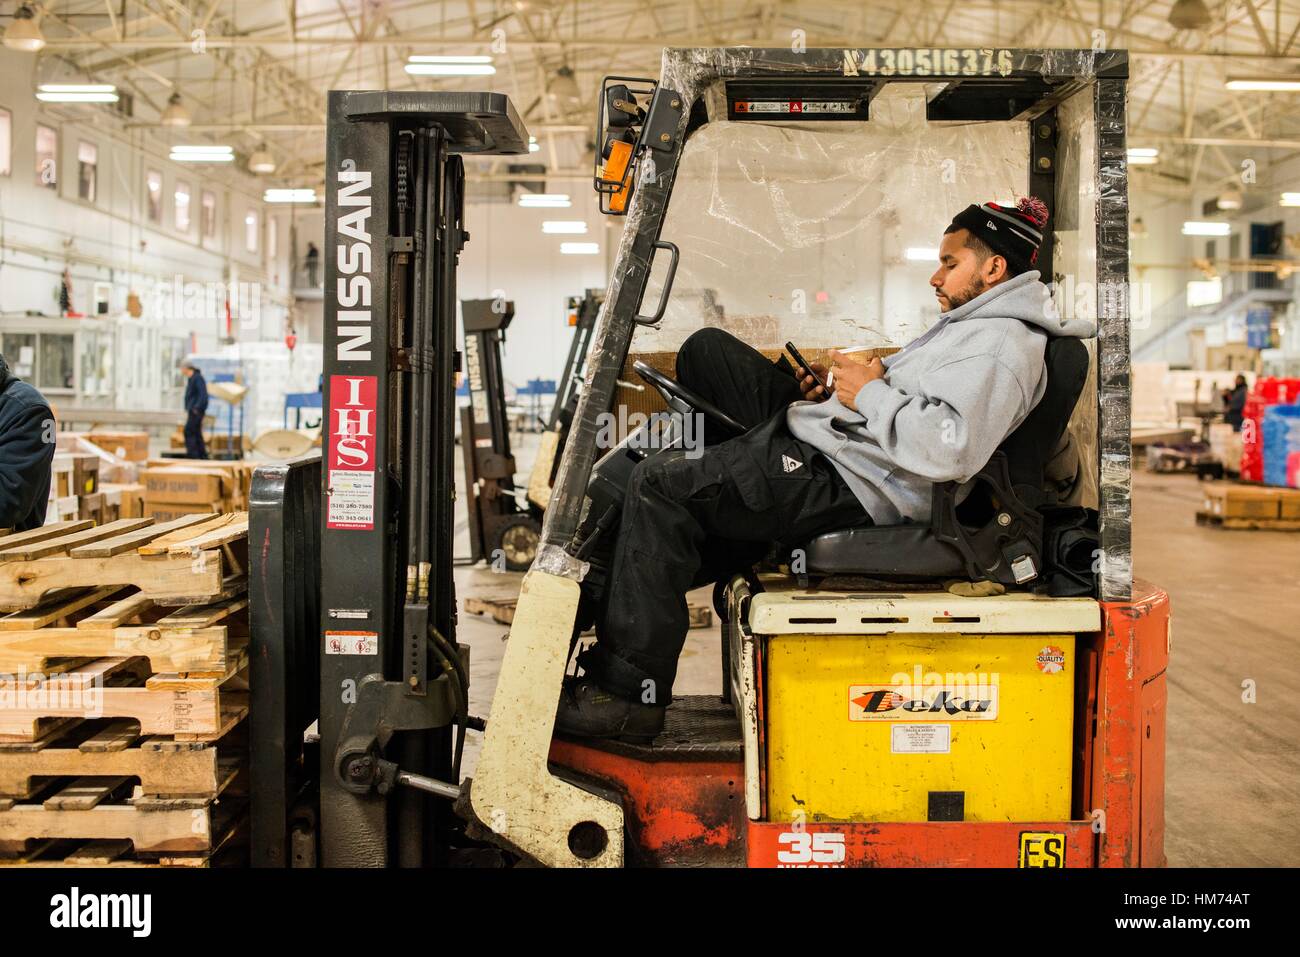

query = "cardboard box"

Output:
[[87, 431, 150, 462], [143, 468, 228, 504], [1201, 482, 1282, 520], [71, 454, 100, 496], [143, 500, 221, 522], [1278, 488, 1300, 520]]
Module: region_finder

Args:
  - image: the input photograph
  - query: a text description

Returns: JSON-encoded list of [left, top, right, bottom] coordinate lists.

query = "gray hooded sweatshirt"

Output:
[[786, 270, 1094, 524]]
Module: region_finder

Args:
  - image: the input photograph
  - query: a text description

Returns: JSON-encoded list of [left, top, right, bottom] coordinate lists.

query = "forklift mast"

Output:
[[547, 289, 605, 431], [459, 298, 542, 570], [320, 91, 527, 867]]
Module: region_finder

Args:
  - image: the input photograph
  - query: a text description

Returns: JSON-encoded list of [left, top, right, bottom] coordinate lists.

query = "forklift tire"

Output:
[[494, 515, 542, 572]]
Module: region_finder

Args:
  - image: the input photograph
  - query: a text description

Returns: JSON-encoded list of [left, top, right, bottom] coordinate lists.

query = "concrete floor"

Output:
[[453, 430, 1300, 867], [1131, 469, 1300, 867]]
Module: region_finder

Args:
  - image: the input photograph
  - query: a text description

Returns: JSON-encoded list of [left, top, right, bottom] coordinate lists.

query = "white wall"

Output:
[[457, 193, 617, 393], [0, 49, 293, 409]]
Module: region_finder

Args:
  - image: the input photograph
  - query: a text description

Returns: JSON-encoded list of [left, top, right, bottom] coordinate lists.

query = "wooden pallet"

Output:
[[0, 705, 248, 800], [1195, 510, 1300, 531], [465, 590, 714, 630], [0, 785, 248, 860], [0, 588, 245, 674], [0, 654, 248, 740], [0, 514, 246, 612]]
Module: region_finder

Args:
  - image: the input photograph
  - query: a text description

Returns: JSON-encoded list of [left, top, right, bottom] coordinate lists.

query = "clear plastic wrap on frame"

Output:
[[543, 48, 1130, 598]]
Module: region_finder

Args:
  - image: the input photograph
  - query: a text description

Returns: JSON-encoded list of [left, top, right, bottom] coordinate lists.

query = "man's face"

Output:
[[930, 229, 999, 313], [181, 366, 193, 378]]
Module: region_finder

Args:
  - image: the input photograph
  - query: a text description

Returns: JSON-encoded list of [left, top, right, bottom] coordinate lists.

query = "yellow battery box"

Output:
[[765, 633, 1075, 822]]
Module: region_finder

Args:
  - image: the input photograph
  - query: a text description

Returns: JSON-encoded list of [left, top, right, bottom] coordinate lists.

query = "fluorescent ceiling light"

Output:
[[529, 135, 540, 154], [1281, 193, 1300, 207], [405, 55, 496, 76], [171, 148, 234, 163], [542, 220, 588, 234], [1182, 221, 1231, 236], [1225, 77, 1300, 91], [560, 242, 600, 255], [904, 247, 939, 261], [37, 84, 119, 103], [1128, 147, 1159, 165], [519, 193, 571, 208], [264, 188, 318, 204], [407, 55, 493, 63]]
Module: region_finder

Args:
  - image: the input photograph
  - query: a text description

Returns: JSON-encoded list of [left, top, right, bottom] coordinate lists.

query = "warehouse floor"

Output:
[[452, 432, 1300, 867]]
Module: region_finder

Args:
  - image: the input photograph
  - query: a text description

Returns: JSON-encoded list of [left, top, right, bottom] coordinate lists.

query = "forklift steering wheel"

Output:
[[633, 361, 747, 438]]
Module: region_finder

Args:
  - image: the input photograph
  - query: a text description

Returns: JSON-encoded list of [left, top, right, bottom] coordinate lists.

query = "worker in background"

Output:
[[1222, 374, 1248, 432], [181, 360, 209, 459], [557, 197, 1095, 741], [0, 352, 56, 532], [305, 242, 321, 287]]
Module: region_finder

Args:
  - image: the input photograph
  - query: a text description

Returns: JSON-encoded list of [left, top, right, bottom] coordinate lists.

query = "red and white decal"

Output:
[[327, 374, 378, 530]]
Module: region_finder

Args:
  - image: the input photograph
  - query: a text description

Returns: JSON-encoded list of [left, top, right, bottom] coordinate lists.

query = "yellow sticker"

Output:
[[1018, 831, 1066, 868]]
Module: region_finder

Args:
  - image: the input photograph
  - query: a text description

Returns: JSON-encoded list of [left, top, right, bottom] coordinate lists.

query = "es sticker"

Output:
[[1019, 831, 1066, 868]]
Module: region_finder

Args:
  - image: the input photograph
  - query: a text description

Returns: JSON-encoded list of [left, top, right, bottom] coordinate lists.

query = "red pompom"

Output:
[[1017, 195, 1049, 228]]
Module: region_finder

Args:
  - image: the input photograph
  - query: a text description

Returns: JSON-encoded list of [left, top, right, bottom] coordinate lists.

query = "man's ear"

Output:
[[985, 254, 1009, 284]]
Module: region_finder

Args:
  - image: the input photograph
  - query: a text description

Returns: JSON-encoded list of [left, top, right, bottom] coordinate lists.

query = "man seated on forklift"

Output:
[[557, 197, 1094, 741]]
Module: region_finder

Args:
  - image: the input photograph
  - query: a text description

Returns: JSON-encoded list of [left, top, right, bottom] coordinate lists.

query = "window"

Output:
[[35, 123, 57, 189], [245, 208, 259, 253], [174, 181, 191, 232], [77, 141, 97, 202], [201, 190, 216, 240], [38, 333, 75, 391], [0, 107, 11, 176], [146, 170, 162, 223], [0, 333, 36, 379]]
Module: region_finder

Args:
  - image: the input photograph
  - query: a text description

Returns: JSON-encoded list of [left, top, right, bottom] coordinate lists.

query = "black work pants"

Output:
[[584, 328, 868, 703], [184, 411, 207, 459]]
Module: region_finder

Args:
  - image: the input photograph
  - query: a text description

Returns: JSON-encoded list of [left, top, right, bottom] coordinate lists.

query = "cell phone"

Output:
[[785, 341, 828, 393]]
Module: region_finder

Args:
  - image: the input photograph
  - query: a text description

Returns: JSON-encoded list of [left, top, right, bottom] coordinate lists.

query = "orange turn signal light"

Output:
[[602, 139, 634, 213]]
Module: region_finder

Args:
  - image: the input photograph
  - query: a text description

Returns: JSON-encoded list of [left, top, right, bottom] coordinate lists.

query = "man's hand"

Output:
[[829, 350, 885, 412], [796, 362, 830, 402]]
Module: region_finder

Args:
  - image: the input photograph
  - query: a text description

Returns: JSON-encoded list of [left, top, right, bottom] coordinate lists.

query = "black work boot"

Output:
[[554, 678, 666, 744]]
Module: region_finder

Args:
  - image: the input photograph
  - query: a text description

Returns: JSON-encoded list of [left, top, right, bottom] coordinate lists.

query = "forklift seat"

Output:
[[801, 336, 1089, 588]]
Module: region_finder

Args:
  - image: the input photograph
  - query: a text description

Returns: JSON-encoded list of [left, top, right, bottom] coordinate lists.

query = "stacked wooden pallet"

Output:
[[0, 513, 251, 867]]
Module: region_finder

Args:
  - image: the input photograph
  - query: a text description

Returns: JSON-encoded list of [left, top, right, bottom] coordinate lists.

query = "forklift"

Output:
[[522, 289, 607, 515], [459, 297, 542, 571], [290, 48, 1167, 869]]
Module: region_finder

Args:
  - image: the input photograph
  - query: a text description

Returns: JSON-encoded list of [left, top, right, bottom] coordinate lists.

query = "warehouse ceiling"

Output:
[[12, 0, 1300, 198]]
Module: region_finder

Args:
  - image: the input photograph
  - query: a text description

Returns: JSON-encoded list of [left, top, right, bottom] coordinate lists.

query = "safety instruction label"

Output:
[[327, 470, 375, 529], [890, 724, 951, 754], [326, 374, 377, 530], [325, 631, 378, 656]]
